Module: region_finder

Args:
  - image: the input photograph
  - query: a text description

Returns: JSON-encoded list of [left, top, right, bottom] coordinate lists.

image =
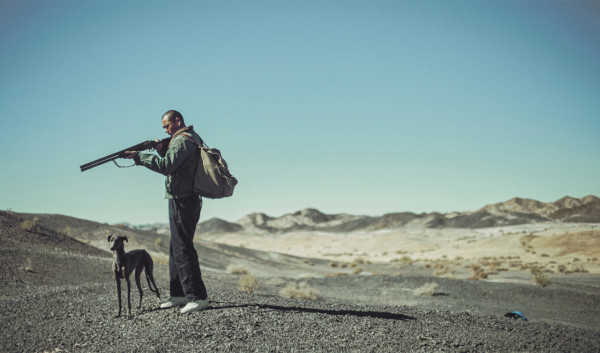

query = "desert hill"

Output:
[[7, 211, 328, 279], [196, 195, 600, 235], [1, 209, 600, 351]]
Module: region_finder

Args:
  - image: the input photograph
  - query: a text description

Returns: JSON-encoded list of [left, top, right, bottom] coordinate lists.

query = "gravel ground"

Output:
[[2, 282, 599, 353], [2, 211, 600, 352]]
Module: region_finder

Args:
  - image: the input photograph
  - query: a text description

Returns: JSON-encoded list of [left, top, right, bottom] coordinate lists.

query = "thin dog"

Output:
[[108, 235, 160, 318]]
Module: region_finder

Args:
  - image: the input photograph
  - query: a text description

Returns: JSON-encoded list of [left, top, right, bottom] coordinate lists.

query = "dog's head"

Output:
[[108, 234, 128, 252]]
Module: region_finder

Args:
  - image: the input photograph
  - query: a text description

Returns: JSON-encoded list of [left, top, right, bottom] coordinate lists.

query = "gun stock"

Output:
[[80, 138, 170, 172]]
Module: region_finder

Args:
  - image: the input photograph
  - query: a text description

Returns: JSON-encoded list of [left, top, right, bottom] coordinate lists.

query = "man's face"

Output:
[[162, 116, 179, 136]]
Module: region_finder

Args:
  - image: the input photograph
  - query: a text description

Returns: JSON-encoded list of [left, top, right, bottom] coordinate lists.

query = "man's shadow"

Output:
[[209, 301, 416, 321]]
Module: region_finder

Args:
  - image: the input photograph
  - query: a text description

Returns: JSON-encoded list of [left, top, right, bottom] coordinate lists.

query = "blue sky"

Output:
[[1, 0, 599, 224]]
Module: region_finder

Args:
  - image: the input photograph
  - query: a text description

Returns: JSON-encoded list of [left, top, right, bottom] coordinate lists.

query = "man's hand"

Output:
[[122, 151, 138, 159], [153, 139, 163, 153]]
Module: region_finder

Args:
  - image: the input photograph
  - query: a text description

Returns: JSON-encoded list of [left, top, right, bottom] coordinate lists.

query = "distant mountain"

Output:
[[198, 218, 244, 234], [197, 195, 600, 234], [480, 196, 599, 218]]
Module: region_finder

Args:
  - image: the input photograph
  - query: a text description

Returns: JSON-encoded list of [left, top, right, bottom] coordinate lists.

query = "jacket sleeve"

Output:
[[134, 136, 193, 175]]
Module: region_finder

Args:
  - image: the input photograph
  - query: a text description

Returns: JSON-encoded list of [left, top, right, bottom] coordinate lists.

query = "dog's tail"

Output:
[[146, 273, 159, 295], [144, 254, 160, 297]]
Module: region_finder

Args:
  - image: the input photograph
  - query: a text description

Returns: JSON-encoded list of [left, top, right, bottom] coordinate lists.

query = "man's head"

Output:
[[162, 110, 185, 135]]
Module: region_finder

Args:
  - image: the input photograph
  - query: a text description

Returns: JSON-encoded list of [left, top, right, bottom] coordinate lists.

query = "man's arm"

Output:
[[133, 136, 194, 175]]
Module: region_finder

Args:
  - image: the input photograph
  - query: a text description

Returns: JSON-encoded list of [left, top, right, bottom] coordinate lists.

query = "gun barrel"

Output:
[[80, 140, 159, 172], [80, 153, 122, 172]]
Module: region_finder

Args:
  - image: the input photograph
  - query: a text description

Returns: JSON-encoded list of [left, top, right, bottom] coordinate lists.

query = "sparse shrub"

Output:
[[486, 265, 500, 276], [531, 266, 551, 287], [433, 265, 453, 277], [391, 256, 413, 264], [324, 272, 348, 278], [468, 265, 489, 280], [227, 264, 249, 275], [433, 269, 444, 276], [302, 260, 316, 266], [413, 282, 438, 296], [395, 272, 403, 276], [328, 261, 338, 268], [154, 238, 164, 247], [353, 267, 363, 275], [19, 218, 38, 232], [569, 265, 588, 273], [509, 261, 520, 268], [280, 281, 321, 301], [20, 257, 35, 273], [468, 271, 487, 280], [239, 274, 260, 294], [352, 258, 366, 265], [153, 254, 169, 266]]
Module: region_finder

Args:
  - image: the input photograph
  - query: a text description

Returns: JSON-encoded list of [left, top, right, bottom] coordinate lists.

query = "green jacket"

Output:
[[134, 126, 202, 199]]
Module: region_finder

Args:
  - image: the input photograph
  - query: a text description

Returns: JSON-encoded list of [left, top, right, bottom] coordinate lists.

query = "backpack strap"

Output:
[[180, 133, 208, 149]]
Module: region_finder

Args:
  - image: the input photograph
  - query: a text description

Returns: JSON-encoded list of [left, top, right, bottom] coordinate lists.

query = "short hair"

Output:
[[163, 110, 185, 125]]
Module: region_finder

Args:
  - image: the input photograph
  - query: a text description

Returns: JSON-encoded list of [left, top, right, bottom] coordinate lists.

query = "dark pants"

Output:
[[168, 196, 208, 301]]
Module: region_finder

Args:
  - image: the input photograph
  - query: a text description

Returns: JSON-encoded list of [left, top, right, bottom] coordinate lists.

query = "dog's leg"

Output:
[[126, 276, 132, 319], [135, 266, 143, 310], [115, 273, 122, 318]]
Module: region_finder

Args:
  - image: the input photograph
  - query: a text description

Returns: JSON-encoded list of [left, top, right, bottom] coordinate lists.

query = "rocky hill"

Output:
[[197, 195, 600, 234]]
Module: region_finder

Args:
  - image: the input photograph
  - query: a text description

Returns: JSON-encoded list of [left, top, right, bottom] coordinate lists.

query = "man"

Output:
[[124, 110, 209, 314]]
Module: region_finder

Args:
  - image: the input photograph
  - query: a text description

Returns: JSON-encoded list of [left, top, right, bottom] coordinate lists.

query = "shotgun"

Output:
[[80, 137, 170, 172]]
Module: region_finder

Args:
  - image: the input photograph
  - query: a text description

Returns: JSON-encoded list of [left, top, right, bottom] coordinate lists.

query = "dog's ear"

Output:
[[107, 235, 114, 242], [123, 236, 128, 242]]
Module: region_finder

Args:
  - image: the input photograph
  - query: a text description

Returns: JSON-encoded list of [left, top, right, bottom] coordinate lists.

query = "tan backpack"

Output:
[[181, 134, 238, 199]]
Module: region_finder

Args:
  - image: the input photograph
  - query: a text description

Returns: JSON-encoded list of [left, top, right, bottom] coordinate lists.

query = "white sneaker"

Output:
[[180, 299, 209, 314], [160, 297, 188, 309]]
